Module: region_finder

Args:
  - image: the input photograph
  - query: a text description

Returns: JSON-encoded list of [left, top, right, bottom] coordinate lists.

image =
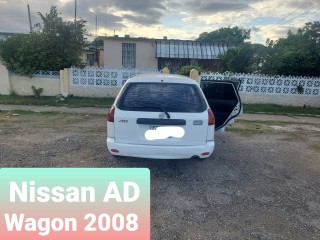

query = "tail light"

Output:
[[107, 105, 115, 122], [208, 108, 215, 125], [201, 152, 210, 156]]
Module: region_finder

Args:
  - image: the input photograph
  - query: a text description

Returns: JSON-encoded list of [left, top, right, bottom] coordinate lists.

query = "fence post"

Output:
[[162, 67, 170, 74], [0, 64, 11, 94], [190, 69, 200, 85], [60, 68, 70, 97]]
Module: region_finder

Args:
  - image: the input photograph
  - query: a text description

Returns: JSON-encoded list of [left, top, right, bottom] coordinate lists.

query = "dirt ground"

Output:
[[0, 109, 320, 239]]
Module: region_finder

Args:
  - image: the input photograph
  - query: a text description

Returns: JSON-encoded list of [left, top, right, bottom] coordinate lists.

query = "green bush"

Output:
[[31, 86, 44, 98], [175, 59, 206, 76]]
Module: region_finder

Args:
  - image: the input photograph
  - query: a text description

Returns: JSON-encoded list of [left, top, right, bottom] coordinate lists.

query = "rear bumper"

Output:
[[107, 138, 214, 159]]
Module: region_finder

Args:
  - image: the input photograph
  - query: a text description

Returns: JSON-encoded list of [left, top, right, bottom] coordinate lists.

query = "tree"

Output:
[[219, 22, 320, 76], [89, 37, 104, 47], [220, 43, 268, 73], [302, 21, 320, 44], [0, 6, 87, 76], [0, 33, 44, 74], [197, 26, 250, 45], [263, 24, 320, 76]]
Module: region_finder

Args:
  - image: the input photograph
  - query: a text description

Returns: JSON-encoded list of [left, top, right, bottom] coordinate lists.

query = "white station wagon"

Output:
[[107, 74, 241, 159]]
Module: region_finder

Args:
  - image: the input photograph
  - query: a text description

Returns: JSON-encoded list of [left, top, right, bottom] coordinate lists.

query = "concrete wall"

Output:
[[240, 93, 320, 107], [104, 39, 123, 68], [0, 63, 61, 96], [99, 49, 104, 67], [10, 75, 60, 96], [103, 39, 158, 69], [70, 86, 121, 98], [0, 64, 11, 94], [136, 41, 158, 69]]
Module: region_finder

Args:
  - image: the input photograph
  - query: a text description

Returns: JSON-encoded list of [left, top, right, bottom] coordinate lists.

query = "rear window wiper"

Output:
[[134, 105, 171, 119]]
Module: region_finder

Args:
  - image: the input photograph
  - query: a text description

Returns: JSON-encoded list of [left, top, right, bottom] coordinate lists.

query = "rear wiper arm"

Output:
[[138, 105, 170, 119]]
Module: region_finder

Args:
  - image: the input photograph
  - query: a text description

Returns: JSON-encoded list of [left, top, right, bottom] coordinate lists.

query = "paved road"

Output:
[[0, 108, 320, 239]]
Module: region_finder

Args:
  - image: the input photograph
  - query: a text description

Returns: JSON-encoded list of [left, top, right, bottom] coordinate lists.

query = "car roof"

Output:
[[127, 74, 198, 85]]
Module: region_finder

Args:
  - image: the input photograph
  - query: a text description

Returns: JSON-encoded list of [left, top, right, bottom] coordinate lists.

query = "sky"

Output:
[[0, 0, 319, 44]]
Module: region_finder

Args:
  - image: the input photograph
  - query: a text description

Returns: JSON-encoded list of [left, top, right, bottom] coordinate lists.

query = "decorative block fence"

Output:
[[67, 67, 320, 105], [0, 64, 319, 106], [70, 67, 160, 87], [32, 70, 60, 79], [68, 67, 320, 97], [68, 67, 160, 98], [200, 73, 320, 96]]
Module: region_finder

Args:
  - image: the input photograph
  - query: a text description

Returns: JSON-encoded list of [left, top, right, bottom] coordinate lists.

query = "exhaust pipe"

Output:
[[191, 155, 200, 160]]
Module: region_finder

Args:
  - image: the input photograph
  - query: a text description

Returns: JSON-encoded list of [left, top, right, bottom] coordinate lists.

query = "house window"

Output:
[[122, 43, 136, 68]]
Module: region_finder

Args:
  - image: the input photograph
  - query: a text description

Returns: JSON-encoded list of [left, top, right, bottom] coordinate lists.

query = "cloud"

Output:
[[61, 0, 167, 35], [184, 0, 252, 14], [76, 0, 167, 25], [251, 24, 296, 44], [0, 0, 167, 34], [123, 13, 162, 25], [179, 0, 320, 42], [107, 0, 166, 26], [1, 0, 319, 44], [0, 0, 61, 32], [108, 0, 166, 13]]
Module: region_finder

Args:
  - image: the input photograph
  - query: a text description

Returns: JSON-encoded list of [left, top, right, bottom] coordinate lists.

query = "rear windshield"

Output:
[[117, 82, 207, 113]]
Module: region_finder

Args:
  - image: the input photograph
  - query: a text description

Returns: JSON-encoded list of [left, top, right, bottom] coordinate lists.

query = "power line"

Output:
[[267, 3, 320, 39], [254, 2, 320, 41], [256, 2, 309, 37], [294, 6, 320, 24], [279, 3, 320, 26], [266, 2, 308, 33]]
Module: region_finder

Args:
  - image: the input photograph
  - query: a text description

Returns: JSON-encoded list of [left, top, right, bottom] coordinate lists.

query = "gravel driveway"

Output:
[[0, 110, 319, 239]]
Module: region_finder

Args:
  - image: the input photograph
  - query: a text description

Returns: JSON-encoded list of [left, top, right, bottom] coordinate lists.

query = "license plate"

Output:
[[150, 126, 159, 130]]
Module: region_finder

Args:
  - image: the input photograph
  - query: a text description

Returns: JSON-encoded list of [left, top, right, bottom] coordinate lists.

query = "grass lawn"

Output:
[[0, 95, 114, 108], [244, 103, 320, 115]]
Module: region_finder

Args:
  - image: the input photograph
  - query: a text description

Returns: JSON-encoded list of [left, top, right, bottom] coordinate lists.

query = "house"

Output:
[[0, 32, 24, 40], [82, 45, 104, 67], [101, 35, 234, 72]]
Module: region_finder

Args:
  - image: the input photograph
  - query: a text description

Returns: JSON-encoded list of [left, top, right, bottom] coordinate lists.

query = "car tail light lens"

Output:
[[111, 149, 119, 153], [107, 105, 115, 122], [201, 152, 210, 156], [208, 108, 215, 125]]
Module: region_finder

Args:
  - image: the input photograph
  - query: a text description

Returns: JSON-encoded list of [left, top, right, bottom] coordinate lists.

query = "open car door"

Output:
[[201, 80, 242, 131]]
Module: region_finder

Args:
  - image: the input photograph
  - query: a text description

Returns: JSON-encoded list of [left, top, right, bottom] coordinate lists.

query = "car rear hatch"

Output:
[[201, 80, 242, 131], [114, 81, 210, 146]]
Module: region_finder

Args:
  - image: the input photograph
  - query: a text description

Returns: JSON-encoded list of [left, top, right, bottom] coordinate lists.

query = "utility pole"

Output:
[[27, 4, 32, 32], [74, 0, 77, 22], [95, 14, 98, 37]]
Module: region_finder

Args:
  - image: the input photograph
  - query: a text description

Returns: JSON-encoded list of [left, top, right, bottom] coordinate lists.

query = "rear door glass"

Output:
[[117, 83, 207, 113], [201, 81, 241, 130]]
